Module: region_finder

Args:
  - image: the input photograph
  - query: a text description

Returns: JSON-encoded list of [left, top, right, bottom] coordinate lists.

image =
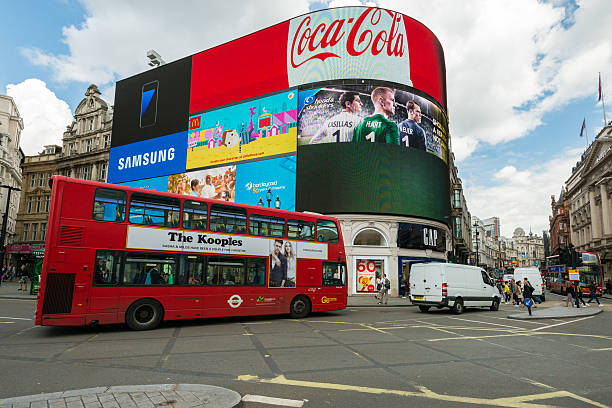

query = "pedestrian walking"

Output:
[[17, 264, 29, 292], [587, 281, 602, 306], [516, 281, 524, 308], [523, 278, 540, 307], [511, 279, 519, 305], [576, 284, 587, 307], [374, 273, 382, 303], [523, 279, 534, 316], [378, 273, 390, 305], [503, 282, 511, 303]]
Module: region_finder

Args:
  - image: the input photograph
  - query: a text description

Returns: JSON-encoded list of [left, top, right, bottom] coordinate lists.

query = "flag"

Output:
[[599, 72, 602, 102], [580, 118, 586, 137]]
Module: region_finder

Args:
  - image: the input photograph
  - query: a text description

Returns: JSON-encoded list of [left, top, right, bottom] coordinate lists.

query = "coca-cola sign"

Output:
[[288, 7, 412, 88]]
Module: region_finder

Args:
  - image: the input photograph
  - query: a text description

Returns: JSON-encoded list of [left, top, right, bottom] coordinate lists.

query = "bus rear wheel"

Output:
[[126, 299, 163, 330], [290, 295, 311, 319]]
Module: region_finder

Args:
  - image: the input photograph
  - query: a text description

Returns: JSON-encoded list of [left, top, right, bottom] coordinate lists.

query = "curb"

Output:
[[0, 384, 242, 407], [507, 307, 603, 320]]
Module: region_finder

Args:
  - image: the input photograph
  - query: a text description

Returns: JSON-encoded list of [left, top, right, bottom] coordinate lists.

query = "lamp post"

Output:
[[474, 222, 480, 266], [0, 185, 21, 282], [266, 188, 272, 208], [275, 196, 281, 209], [257, 198, 264, 206]]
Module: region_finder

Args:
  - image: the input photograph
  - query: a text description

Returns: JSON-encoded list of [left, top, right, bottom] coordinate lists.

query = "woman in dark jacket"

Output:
[[523, 280, 534, 316]]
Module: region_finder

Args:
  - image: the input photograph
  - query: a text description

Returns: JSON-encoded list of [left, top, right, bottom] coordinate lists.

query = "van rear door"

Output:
[[410, 264, 443, 303]]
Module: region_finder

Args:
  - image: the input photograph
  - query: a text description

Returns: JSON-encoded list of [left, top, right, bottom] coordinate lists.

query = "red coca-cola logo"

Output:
[[290, 8, 405, 69]]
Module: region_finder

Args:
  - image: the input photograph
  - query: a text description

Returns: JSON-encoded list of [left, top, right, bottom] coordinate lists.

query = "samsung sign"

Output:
[[108, 131, 187, 183]]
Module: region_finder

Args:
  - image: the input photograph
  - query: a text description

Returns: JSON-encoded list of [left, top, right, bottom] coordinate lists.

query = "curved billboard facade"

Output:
[[109, 6, 449, 222]]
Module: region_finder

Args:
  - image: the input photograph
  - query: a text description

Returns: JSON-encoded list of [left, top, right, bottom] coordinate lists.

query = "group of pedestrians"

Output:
[[374, 273, 390, 305], [565, 281, 602, 308], [499, 278, 541, 316]]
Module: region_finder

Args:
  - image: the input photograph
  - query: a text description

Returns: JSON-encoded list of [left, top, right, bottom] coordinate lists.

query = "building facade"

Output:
[[450, 153, 472, 264], [549, 187, 571, 256], [12, 85, 112, 267], [566, 125, 612, 279], [512, 227, 545, 268], [0, 94, 25, 269]]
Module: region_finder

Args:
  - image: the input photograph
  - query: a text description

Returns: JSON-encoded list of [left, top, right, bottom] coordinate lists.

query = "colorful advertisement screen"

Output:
[[297, 82, 448, 164], [186, 90, 298, 170]]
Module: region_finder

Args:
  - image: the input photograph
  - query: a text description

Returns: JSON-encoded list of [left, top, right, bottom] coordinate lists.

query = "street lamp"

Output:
[[0, 185, 21, 283], [275, 196, 281, 209], [266, 188, 272, 208], [257, 198, 264, 206], [474, 222, 480, 266]]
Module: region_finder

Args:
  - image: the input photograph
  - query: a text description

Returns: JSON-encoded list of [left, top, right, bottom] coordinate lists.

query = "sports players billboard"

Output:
[[298, 82, 448, 163]]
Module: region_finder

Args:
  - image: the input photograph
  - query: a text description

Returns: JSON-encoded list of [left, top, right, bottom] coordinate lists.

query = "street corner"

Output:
[[0, 384, 242, 408], [507, 305, 604, 320]]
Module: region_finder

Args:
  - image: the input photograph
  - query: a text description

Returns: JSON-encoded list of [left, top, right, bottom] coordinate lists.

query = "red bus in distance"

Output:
[[35, 176, 347, 330], [545, 252, 603, 296]]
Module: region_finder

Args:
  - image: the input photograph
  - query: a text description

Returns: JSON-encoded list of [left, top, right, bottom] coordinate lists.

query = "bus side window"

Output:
[[183, 200, 208, 231], [249, 214, 285, 237], [287, 219, 315, 241], [92, 188, 127, 222], [316, 220, 339, 243], [129, 193, 180, 227], [323, 262, 346, 286], [93, 251, 120, 285], [209, 204, 247, 234], [246, 258, 266, 286]]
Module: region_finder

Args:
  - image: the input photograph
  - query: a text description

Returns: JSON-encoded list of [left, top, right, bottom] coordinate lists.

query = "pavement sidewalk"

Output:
[[0, 281, 36, 300], [0, 384, 242, 408]]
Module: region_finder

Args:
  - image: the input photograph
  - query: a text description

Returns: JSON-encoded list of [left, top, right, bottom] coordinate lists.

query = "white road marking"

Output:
[[487, 316, 547, 325], [448, 317, 526, 330], [0, 316, 33, 321], [530, 316, 594, 332], [242, 394, 304, 407]]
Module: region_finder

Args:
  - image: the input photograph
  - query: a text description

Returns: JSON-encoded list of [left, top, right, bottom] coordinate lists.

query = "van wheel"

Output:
[[418, 305, 430, 312], [290, 295, 311, 319], [126, 299, 163, 330], [452, 298, 464, 314], [490, 298, 500, 311]]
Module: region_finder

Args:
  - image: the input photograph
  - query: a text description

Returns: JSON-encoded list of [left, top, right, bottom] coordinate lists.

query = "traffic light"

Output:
[[560, 247, 570, 266]]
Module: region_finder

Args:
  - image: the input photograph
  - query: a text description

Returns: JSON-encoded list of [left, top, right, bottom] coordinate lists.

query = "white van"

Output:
[[409, 263, 501, 314], [513, 267, 545, 301]]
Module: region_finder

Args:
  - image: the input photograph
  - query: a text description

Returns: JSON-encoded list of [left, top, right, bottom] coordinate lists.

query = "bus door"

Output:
[[88, 251, 121, 324]]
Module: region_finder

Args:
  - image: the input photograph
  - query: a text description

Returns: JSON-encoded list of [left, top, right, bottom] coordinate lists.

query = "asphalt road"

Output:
[[0, 293, 611, 407]]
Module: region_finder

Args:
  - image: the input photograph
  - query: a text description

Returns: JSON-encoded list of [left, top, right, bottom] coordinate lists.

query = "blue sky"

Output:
[[1, 0, 610, 237]]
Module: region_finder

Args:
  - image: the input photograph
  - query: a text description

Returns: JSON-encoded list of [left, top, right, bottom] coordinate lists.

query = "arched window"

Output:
[[353, 228, 387, 246]]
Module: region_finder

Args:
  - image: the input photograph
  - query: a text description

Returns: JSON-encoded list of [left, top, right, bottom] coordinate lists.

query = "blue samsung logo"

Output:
[[108, 131, 186, 183]]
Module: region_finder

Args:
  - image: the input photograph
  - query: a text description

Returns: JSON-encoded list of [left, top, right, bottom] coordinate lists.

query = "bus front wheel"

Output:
[[126, 299, 163, 330], [290, 295, 311, 319]]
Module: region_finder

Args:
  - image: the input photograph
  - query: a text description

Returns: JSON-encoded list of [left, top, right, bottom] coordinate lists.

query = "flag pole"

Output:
[[599, 72, 607, 126]]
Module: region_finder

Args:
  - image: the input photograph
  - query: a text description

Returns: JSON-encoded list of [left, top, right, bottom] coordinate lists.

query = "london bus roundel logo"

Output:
[[227, 295, 243, 308]]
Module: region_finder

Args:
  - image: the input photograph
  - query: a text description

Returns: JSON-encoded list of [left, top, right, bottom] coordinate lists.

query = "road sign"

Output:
[[568, 269, 580, 281]]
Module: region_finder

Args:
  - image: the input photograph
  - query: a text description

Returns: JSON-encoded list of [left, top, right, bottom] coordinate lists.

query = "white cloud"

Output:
[[464, 148, 583, 237], [6, 79, 73, 156]]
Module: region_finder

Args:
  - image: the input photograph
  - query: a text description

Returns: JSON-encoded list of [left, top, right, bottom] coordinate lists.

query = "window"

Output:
[[100, 163, 107, 181], [481, 271, 493, 286], [103, 134, 111, 149], [205, 256, 245, 285], [23, 223, 29, 241], [246, 258, 266, 286], [27, 197, 34, 213], [45, 195, 50, 212], [454, 217, 462, 239], [249, 214, 285, 237], [453, 189, 461, 208], [82, 166, 91, 180], [209, 204, 246, 234], [32, 223, 38, 241], [92, 188, 127, 222], [40, 223, 47, 241], [287, 219, 315, 241], [316, 219, 339, 243], [178, 255, 206, 285], [94, 251, 121, 285], [89, 118, 94, 131], [30, 174, 36, 188], [323, 263, 346, 286], [182, 200, 207, 230], [123, 253, 177, 285], [38, 174, 45, 187], [36, 196, 42, 213], [86, 139, 93, 152], [69, 143, 76, 155], [353, 229, 386, 246], [129, 193, 180, 227]]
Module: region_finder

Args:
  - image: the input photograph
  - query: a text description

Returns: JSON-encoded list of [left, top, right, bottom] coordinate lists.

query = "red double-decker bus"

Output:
[[35, 177, 347, 330], [545, 252, 603, 295]]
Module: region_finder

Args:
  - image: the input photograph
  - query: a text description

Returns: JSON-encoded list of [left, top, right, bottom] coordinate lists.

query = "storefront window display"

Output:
[[355, 258, 384, 293]]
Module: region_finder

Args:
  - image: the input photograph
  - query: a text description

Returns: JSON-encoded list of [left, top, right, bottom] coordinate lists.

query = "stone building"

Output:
[[450, 153, 472, 264], [512, 227, 545, 268], [549, 187, 571, 256], [0, 94, 25, 268], [566, 125, 612, 279], [13, 85, 112, 268]]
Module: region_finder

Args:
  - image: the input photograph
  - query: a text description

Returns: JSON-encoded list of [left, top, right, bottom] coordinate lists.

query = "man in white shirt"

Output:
[[200, 175, 216, 198], [310, 91, 363, 144]]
